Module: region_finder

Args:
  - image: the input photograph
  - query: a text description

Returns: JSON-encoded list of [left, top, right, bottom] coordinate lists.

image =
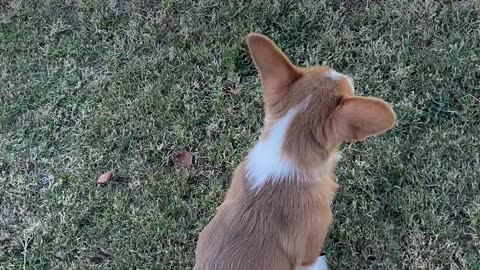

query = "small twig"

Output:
[[23, 236, 27, 270], [22, 234, 32, 270], [465, 94, 480, 103]]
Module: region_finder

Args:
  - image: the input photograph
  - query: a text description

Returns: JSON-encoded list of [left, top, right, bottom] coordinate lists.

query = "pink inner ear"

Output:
[[334, 97, 396, 142]]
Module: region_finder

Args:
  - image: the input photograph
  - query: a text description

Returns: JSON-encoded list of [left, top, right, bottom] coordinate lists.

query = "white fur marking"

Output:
[[326, 70, 355, 93], [296, 256, 328, 270], [325, 70, 344, 80], [346, 76, 355, 93], [246, 102, 308, 189], [246, 110, 297, 188]]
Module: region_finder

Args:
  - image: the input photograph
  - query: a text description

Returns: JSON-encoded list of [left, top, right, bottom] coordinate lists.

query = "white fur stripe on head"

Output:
[[325, 70, 354, 93], [325, 70, 344, 80], [346, 76, 354, 93]]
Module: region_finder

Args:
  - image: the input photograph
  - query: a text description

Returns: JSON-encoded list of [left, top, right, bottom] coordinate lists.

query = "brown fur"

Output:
[[194, 33, 397, 270]]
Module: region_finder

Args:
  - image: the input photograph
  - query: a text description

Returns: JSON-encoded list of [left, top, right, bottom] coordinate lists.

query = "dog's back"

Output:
[[194, 162, 337, 270]]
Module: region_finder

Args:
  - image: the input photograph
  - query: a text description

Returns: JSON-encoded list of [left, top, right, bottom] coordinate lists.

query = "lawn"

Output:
[[1, 0, 479, 269]]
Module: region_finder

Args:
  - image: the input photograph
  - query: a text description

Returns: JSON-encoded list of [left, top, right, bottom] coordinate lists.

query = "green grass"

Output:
[[1, 0, 479, 269]]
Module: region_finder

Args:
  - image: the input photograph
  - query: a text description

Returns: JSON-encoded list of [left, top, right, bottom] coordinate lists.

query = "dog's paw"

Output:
[[313, 256, 328, 270], [296, 256, 328, 270]]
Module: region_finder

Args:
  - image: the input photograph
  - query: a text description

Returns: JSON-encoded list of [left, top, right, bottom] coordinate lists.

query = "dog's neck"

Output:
[[246, 107, 300, 189], [245, 103, 339, 189]]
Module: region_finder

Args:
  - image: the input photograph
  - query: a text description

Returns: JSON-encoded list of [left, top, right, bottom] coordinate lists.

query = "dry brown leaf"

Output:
[[97, 170, 114, 184], [173, 151, 192, 168]]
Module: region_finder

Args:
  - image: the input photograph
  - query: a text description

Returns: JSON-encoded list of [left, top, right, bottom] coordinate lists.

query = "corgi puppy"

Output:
[[194, 33, 396, 270]]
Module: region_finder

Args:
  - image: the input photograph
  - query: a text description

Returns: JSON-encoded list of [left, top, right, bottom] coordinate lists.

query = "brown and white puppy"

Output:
[[194, 33, 396, 270]]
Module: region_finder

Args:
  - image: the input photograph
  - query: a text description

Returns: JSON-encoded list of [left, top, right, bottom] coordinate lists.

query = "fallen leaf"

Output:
[[173, 151, 192, 168], [97, 170, 114, 184]]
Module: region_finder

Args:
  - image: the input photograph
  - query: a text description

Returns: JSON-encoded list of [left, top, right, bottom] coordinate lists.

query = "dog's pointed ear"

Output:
[[331, 96, 397, 142], [246, 33, 299, 94]]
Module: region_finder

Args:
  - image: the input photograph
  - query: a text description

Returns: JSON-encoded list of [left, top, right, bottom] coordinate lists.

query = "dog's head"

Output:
[[247, 33, 396, 172]]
